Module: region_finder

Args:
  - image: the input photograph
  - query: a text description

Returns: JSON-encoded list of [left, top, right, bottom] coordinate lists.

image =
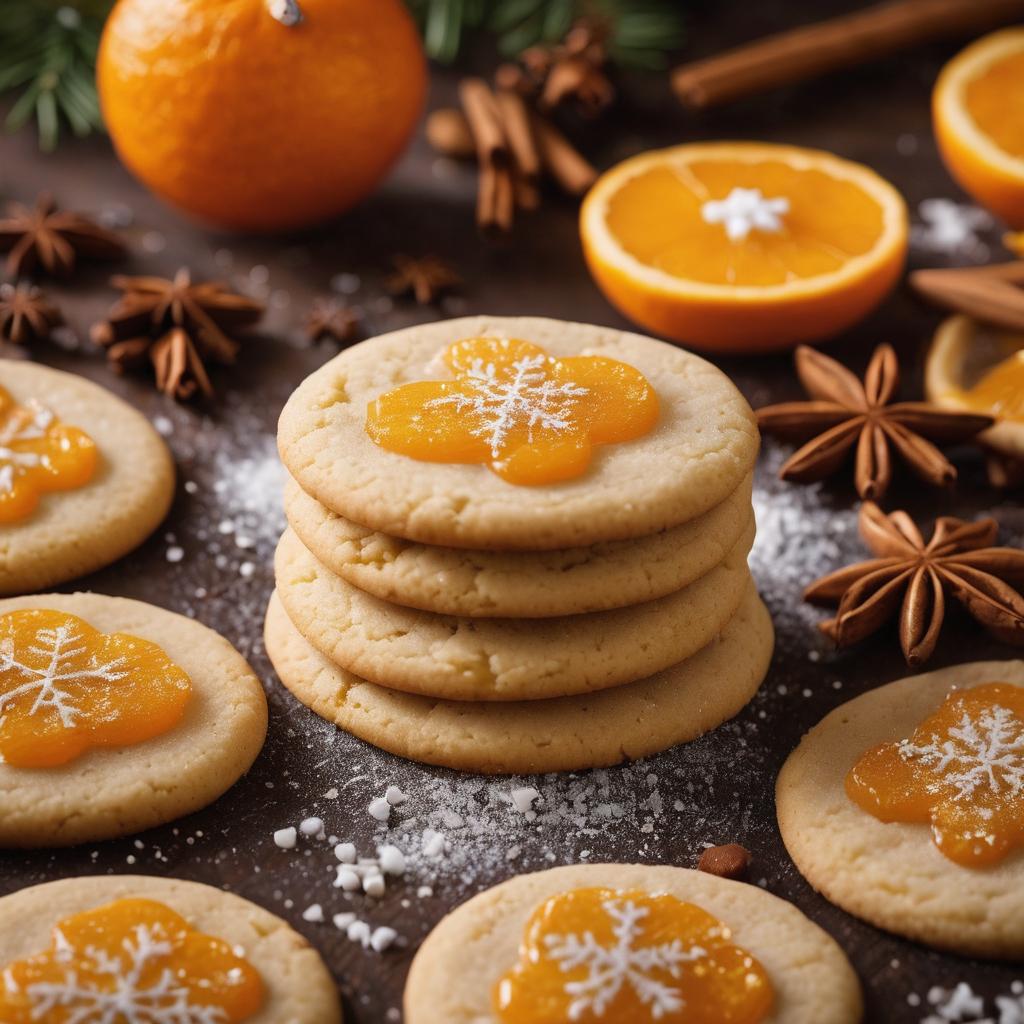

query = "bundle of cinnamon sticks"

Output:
[[428, 78, 598, 236], [911, 261, 1024, 332]]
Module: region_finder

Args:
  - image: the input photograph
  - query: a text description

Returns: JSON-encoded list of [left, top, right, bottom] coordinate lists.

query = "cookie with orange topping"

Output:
[[778, 659, 1024, 958], [0, 361, 174, 595], [403, 863, 862, 1024], [0, 875, 341, 1023], [0, 592, 267, 847], [278, 316, 759, 550]]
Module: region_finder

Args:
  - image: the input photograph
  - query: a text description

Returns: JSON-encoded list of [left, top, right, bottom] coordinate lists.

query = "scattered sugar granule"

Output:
[[510, 786, 541, 813], [335, 842, 357, 864], [300, 817, 324, 837], [166, 546, 184, 564], [926, 982, 985, 1022], [348, 920, 372, 947], [440, 809, 464, 828], [273, 827, 297, 850], [378, 845, 406, 876], [385, 785, 409, 806], [417, 886, 433, 899], [335, 868, 361, 892], [369, 797, 392, 823], [370, 926, 398, 953], [422, 830, 445, 858], [301, 904, 325, 924], [324, 788, 339, 800], [363, 872, 386, 898], [333, 912, 357, 931]]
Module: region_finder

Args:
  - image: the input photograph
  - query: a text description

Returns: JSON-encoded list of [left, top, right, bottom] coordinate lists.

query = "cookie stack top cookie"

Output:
[[278, 316, 760, 549], [271, 316, 770, 774]]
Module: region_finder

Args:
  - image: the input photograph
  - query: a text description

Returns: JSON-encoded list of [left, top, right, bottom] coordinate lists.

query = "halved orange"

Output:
[[580, 142, 908, 353], [925, 313, 1024, 461], [934, 28, 1024, 228]]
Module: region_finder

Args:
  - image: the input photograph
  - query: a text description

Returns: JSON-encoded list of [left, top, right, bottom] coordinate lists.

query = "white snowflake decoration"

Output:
[[0, 400, 54, 495], [899, 704, 1024, 802], [542, 898, 706, 1020], [13, 922, 227, 1024], [0, 621, 129, 736], [426, 355, 589, 458], [701, 187, 790, 242]]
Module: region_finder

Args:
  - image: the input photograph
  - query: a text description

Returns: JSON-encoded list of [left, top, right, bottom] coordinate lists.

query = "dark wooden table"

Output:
[[2, 2, 1023, 1020]]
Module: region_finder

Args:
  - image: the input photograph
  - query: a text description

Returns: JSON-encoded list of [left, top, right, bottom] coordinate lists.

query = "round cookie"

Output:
[[0, 362, 175, 595], [0, 592, 268, 847], [403, 863, 862, 1024], [265, 584, 772, 773], [278, 316, 759, 550], [777, 660, 1024, 959], [274, 523, 753, 701], [284, 472, 754, 617], [0, 875, 341, 1023]]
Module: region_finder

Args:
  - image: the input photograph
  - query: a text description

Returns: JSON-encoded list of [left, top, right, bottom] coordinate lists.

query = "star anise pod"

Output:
[[91, 268, 264, 401], [806, 502, 1024, 666], [757, 344, 994, 500], [0, 282, 63, 346], [386, 255, 461, 305], [0, 194, 126, 279], [305, 297, 361, 345], [520, 22, 614, 116]]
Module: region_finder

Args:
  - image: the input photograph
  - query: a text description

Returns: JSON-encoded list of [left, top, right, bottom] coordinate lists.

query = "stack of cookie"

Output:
[[266, 316, 772, 774]]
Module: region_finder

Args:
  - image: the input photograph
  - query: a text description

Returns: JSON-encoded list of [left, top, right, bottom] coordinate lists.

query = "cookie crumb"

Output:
[[697, 843, 751, 880]]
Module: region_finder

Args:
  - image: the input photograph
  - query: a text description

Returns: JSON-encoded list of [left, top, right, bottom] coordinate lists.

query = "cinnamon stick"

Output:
[[531, 114, 598, 196], [673, 0, 1024, 110], [477, 163, 515, 237], [458, 78, 507, 166], [911, 265, 1024, 331], [495, 88, 541, 182]]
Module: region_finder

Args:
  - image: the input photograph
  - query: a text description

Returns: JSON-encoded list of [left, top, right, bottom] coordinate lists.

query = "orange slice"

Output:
[[934, 28, 1024, 228], [580, 142, 908, 353], [925, 313, 1024, 461]]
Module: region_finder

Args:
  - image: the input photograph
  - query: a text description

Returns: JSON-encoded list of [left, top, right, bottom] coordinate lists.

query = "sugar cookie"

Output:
[[264, 584, 772, 773], [404, 863, 861, 1024], [777, 660, 1024, 959], [274, 523, 753, 701], [0, 592, 267, 847], [0, 361, 174, 595]]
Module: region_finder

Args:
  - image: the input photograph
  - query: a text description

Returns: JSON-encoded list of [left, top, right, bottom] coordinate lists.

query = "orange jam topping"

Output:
[[493, 887, 774, 1024], [365, 337, 659, 485], [0, 898, 265, 1023], [847, 682, 1024, 867], [0, 387, 98, 524], [0, 610, 192, 769]]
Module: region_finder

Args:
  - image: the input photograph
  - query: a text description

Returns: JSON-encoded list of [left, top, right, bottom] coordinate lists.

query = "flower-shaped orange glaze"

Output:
[[494, 887, 774, 1024], [0, 897, 265, 1023], [847, 682, 1024, 867], [366, 337, 659, 485], [0, 609, 192, 769], [0, 387, 97, 524]]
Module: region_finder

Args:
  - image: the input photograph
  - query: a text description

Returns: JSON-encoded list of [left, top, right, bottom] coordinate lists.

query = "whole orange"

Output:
[[97, 0, 427, 232]]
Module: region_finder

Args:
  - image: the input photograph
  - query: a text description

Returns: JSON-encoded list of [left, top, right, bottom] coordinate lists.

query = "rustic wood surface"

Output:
[[2, 2, 1024, 1020]]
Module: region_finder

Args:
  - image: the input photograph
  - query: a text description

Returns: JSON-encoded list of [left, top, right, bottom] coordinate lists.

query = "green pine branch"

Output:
[[1, 0, 685, 152], [0, 1, 113, 152]]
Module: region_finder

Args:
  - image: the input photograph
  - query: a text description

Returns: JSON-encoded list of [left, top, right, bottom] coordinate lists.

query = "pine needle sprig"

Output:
[[409, 0, 685, 68], [0, 1, 113, 152]]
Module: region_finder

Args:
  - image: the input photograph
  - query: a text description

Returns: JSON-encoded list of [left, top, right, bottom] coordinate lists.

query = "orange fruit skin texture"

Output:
[[583, 241, 904, 354], [0, 609, 192, 769], [494, 887, 774, 1024], [366, 336, 659, 486], [935, 44, 1024, 228], [0, 898, 264, 1022], [97, 0, 427, 232], [847, 682, 1024, 868]]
